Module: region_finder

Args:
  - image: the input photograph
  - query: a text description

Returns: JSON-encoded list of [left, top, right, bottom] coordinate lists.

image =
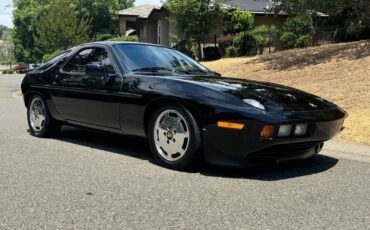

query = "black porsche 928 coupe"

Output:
[[22, 42, 347, 170]]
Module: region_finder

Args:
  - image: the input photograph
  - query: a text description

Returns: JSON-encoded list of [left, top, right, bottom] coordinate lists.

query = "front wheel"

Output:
[[27, 95, 61, 137], [148, 104, 202, 170]]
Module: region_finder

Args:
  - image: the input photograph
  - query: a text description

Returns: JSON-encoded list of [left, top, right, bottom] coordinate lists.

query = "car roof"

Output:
[[80, 41, 167, 48]]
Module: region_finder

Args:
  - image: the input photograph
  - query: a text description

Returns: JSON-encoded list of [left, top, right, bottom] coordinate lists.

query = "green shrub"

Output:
[[42, 49, 64, 63], [296, 35, 313, 48], [2, 69, 15, 74], [345, 20, 363, 40], [109, 35, 139, 42], [233, 31, 257, 56], [253, 25, 269, 50], [280, 32, 297, 49], [283, 16, 314, 34], [252, 25, 278, 54], [280, 15, 313, 49], [334, 19, 366, 42], [95, 33, 114, 41], [231, 9, 254, 33], [225, 46, 237, 57]]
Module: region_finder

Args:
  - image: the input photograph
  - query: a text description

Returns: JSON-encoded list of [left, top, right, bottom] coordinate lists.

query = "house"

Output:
[[118, 4, 173, 46], [118, 0, 288, 47]]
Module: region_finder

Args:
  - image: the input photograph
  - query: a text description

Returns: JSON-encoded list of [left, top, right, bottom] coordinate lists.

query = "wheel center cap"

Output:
[[166, 131, 174, 140]]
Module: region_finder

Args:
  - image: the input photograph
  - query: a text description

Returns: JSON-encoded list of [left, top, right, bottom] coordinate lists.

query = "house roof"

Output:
[[118, 2, 275, 18], [118, 1, 327, 18], [224, 0, 328, 16], [117, 4, 162, 18], [224, 0, 275, 14]]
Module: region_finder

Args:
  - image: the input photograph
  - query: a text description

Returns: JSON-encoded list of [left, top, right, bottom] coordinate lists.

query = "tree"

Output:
[[0, 25, 10, 38], [12, 0, 134, 63], [166, 0, 225, 59], [34, 0, 91, 57], [272, 0, 340, 16], [273, 0, 370, 40], [273, 0, 370, 18], [228, 9, 255, 56], [12, 0, 44, 63], [0, 30, 16, 68], [74, 0, 134, 36]]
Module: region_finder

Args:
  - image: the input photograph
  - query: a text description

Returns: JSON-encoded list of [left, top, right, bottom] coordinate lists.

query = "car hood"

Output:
[[179, 76, 337, 112]]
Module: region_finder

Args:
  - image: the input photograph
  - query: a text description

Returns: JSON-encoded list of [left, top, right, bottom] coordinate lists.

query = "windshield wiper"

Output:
[[172, 69, 192, 74], [132, 67, 171, 72], [132, 67, 193, 75]]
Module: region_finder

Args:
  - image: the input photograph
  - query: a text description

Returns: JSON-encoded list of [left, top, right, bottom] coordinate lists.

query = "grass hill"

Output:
[[203, 40, 370, 144]]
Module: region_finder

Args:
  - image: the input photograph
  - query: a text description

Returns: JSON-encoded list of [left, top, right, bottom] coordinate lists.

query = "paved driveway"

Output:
[[1, 75, 369, 229]]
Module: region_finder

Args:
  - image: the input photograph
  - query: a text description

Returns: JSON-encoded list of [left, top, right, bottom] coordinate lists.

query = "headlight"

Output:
[[243, 99, 265, 111], [278, 125, 292, 137], [294, 124, 308, 136]]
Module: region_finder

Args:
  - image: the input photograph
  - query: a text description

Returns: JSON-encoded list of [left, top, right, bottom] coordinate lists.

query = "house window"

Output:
[[157, 21, 161, 45]]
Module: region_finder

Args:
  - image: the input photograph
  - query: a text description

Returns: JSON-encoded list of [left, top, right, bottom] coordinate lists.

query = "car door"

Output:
[[50, 46, 122, 129]]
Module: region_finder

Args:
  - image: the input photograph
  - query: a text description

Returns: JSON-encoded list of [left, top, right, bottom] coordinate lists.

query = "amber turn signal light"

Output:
[[217, 121, 245, 130], [260, 125, 275, 138]]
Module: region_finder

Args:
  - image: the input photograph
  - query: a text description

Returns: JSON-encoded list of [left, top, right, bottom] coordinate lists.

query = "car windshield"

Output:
[[113, 44, 212, 75]]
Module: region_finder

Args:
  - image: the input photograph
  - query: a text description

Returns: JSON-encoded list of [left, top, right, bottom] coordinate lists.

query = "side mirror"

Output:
[[86, 63, 106, 77]]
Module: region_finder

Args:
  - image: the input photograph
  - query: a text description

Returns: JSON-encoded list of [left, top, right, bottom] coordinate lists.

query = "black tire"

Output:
[[148, 103, 202, 170], [27, 95, 61, 137]]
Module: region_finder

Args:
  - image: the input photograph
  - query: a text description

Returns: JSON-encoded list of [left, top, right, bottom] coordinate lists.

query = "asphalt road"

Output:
[[1, 74, 370, 229]]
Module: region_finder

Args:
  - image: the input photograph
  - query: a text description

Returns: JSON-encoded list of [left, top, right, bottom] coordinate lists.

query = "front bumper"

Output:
[[202, 115, 345, 168]]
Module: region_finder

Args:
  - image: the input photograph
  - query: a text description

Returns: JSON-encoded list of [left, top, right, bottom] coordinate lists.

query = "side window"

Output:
[[63, 48, 116, 74]]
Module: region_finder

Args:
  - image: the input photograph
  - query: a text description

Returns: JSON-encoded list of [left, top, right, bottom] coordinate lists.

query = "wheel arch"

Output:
[[24, 90, 62, 122], [24, 91, 43, 107], [143, 97, 204, 136]]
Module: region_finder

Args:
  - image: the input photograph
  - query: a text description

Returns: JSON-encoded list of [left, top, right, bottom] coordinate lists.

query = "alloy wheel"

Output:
[[29, 97, 46, 132], [153, 109, 190, 161]]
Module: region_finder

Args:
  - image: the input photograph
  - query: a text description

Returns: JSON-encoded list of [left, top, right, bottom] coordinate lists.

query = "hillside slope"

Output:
[[203, 40, 370, 144]]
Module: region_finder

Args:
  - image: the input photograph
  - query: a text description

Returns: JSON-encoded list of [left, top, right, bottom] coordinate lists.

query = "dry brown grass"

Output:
[[202, 40, 370, 145]]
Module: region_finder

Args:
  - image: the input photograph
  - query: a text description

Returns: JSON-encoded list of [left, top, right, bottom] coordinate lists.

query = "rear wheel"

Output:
[[148, 104, 202, 170], [27, 95, 61, 137]]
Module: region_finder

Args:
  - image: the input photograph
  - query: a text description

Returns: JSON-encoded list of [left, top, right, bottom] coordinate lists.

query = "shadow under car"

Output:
[[39, 125, 339, 181]]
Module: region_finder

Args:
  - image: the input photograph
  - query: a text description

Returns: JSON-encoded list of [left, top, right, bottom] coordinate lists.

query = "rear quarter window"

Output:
[[36, 51, 71, 71]]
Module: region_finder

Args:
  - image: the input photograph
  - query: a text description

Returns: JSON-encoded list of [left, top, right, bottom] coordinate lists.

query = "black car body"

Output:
[[22, 42, 347, 169]]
